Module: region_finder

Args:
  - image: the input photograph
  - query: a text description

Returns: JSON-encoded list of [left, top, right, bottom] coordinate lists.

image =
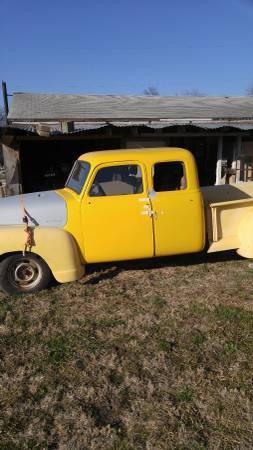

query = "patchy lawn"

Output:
[[1, 251, 253, 449]]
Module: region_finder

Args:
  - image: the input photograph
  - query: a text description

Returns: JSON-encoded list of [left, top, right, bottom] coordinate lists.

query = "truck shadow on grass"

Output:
[[83, 250, 244, 285]]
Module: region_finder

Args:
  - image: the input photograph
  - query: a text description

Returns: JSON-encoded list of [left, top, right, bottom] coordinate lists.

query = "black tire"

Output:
[[0, 253, 52, 295]]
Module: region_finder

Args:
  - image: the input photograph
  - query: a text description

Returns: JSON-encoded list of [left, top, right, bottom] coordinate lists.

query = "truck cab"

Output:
[[60, 148, 206, 263]]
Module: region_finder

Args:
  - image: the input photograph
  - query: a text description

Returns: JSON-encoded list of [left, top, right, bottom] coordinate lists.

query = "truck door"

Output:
[[149, 159, 205, 256], [82, 161, 154, 263]]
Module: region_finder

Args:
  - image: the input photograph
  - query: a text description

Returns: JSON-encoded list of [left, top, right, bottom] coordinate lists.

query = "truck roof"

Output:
[[78, 147, 193, 165]]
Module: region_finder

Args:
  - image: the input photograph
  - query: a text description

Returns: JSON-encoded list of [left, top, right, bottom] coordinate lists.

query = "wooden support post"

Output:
[[61, 121, 74, 133], [229, 136, 241, 184], [37, 123, 51, 137], [215, 136, 223, 185], [235, 135, 242, 182], [2, 144, 22, 196], [2, 81, 9, 118]]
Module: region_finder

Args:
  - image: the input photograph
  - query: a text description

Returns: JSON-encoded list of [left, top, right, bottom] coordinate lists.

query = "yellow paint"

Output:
[[202, 182, 253, 254], [57, 187, 86, 263], [81, 160, 154, 262], [0, 226, 84, 282], [202, 187, 253, 255], [147, 150, 205, 256], [60, 148, 206, 262], [237, 210, 253, 258]]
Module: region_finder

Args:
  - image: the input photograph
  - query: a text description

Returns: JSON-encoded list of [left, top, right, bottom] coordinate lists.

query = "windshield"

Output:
[[66, 161, 90, 194]]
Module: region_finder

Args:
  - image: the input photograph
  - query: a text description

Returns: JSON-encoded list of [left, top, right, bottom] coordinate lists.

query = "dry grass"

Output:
[[1, 251, 253, 449]]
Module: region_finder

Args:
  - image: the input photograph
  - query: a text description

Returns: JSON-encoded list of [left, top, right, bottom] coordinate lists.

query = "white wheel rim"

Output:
[[8, 258, 42, 290]]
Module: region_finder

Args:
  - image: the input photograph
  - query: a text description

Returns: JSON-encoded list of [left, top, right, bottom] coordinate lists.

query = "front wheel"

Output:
[[0, 253, 52, 295]]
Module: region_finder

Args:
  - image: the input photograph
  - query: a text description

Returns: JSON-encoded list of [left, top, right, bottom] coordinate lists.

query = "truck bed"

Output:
[[200, 182, 253, 253], [201, 181, 253, 205]]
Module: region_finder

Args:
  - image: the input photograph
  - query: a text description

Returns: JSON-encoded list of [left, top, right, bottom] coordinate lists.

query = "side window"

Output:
[[153, 161, 187, 192], [89, 164, 143, 197]]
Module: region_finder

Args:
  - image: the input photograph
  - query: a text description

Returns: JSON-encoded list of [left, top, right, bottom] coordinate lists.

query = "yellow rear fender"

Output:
[[237, 210, 253, 259], [0, 226, 84, 283]]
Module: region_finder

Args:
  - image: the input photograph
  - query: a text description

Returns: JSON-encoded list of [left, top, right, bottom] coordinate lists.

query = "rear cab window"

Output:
[[153, 161, 187, 192]]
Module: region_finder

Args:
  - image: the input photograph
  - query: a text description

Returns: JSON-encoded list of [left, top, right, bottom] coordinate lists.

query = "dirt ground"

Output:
[[1, 250, 253, 449]]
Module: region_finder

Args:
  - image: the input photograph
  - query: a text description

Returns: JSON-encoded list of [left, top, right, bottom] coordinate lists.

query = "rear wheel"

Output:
[[0, 253, 52, 295]]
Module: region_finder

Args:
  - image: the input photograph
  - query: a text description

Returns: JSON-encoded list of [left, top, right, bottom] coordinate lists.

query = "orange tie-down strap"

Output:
[[16, 153, 34, 256], [23, 216, 34, 256]]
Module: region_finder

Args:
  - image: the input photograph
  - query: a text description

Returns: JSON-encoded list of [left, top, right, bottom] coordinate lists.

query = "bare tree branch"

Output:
[[246, 83, 253, 95], [175, 89, 206, 96], [143, 86, 160, 96]]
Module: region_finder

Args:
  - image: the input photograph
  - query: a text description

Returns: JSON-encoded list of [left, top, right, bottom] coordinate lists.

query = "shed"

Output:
[[2, 93, 253, 195]]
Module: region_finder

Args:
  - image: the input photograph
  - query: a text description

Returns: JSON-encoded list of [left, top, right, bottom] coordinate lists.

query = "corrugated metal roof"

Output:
[[8, 93, 253, 121], [9, 120, 253, 135], [74, 121, 253, 132], [191, 122, 253, 130]]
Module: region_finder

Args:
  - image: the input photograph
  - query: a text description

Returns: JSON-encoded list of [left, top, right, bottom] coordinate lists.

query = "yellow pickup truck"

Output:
[[0, 147, 253, 295]]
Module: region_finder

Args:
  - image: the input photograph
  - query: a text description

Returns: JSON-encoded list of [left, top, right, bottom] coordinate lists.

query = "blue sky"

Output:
[[1, 0, 253, 98]]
